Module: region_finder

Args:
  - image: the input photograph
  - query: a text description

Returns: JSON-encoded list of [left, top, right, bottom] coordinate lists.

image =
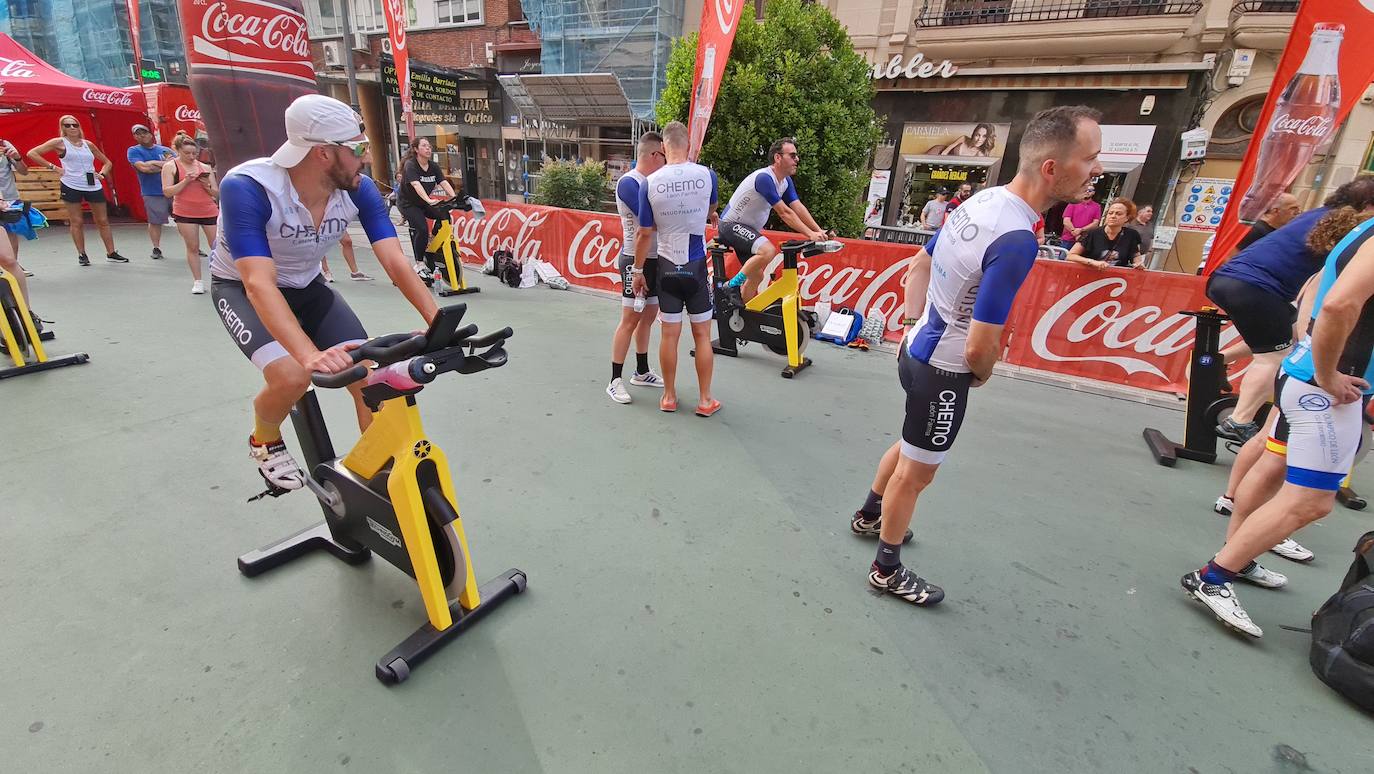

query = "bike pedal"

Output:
[[247, 483, 294, 502]]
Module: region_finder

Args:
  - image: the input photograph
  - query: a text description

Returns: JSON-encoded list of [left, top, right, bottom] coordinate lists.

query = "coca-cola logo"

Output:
[[452, 206, 548, 267], [189, 1, 314, 81], [384, 0, 407, 51], [1270, 111, 1334, 140], [0, 56, 38, 78], [174, 105, 202, 122], [714, 0, 738, 34], [566, 220, 622, 283], [83, 88, 134, 107], [1029, 277, 1242, 384]]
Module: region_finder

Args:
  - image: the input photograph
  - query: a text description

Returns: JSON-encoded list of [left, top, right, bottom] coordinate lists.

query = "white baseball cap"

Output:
[[270, 94, 365, 168]]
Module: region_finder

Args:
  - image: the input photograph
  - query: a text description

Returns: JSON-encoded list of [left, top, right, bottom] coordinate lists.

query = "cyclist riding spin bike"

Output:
[[717, 137, 828, 302], [208, 94, 438, 491]]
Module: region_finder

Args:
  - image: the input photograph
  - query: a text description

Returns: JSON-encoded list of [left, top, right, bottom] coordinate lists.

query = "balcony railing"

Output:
[[914, 0, 1202, 28], [1231, 1, 1298, 12]]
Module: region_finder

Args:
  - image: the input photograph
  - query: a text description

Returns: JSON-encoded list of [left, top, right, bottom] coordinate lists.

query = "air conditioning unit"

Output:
[[322, 41, 344, 69], [352, 31, 370, 53], [381, 37, 393, 56]]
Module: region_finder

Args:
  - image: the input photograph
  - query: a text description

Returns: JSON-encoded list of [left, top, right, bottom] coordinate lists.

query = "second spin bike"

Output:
[[418, 197, 482, 297]]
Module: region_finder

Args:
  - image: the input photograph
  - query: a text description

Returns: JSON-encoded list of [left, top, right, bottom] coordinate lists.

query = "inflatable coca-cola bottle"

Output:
[[1237, 23, 1343, 224], [177, 0, 319, 172]]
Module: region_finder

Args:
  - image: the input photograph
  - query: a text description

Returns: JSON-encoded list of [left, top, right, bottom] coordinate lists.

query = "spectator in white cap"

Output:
[[205, 93, 439, 492], [127, 124, 173, 259]]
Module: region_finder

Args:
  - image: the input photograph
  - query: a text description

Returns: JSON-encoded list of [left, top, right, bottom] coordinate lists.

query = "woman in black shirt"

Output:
[[1067, 198, 1144, 270], [398, 138, 456, 280]]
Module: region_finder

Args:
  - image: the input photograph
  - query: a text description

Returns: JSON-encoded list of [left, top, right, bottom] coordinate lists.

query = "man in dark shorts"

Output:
[[606, 131, 666, 404], [848, 106, 1103, 607], [631, 121, 721, 416], [208, 94, 437, 491]]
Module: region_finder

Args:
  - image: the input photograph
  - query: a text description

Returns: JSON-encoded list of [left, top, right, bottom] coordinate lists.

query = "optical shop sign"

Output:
[[382, 55, 461, 105]]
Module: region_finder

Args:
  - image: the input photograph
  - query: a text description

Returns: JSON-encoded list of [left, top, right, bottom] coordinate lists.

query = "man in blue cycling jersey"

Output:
[[848, 106, 1103, 607], [1183, 212, 1374, 638], [209, 94, 438, 492], [717, 137, 828, 302]]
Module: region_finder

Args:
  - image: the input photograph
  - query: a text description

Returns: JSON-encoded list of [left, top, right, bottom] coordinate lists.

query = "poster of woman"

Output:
[[899, 122, 1011, 158]]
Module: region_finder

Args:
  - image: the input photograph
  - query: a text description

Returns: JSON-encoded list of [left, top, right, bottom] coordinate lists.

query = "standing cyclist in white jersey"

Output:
[[631, 121, 722, 416], [606, 131, 667, 404], [209, 94, 438, 491], [718, 137, 828, 302], [848, 106, 1103, 606]]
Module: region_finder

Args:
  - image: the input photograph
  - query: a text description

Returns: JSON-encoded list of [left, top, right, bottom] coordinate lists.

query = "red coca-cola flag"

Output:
[[1203, 0, 1374, 274], [687, 0, 747, 161], [176, 0, 318, 171], [126, 0, 142, 70], [382, 0, 414, 140]]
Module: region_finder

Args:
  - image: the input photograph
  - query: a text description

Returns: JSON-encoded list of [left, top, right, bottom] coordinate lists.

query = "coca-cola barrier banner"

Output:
[[687, 0, 747, 161], [452, 201, 1243, 394], [1205, 0, 1374, 273]]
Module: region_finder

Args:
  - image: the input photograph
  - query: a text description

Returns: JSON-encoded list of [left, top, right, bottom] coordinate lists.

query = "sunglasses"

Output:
[[784, 152, 800, 159], [62, 123, 79, 128], [651, 150, 666, 159], [330, 139, 370, 158]]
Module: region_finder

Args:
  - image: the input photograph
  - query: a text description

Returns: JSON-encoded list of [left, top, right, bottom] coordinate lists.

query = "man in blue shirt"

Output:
[[126, 125, 173, 260]]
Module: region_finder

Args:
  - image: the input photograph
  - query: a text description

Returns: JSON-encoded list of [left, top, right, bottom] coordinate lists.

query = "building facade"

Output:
[[831, 0, 1374, 271], [305, 0, 539, 199], [0, 0, 187, 88]]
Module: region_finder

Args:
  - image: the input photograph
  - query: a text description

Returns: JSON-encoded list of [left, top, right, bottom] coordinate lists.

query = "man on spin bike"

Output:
[[209, 94, 438, 491], [717, 138, 828, 302]]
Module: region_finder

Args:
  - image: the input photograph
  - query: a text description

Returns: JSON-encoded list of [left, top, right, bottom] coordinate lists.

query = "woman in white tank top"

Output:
[[26, 115, 126, 265]]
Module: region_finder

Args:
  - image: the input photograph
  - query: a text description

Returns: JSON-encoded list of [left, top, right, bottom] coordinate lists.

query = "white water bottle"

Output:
[[633, 291, 646, 313]]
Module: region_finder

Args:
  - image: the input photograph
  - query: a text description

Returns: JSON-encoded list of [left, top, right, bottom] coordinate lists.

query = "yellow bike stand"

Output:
[[0, 268, 89, 379]]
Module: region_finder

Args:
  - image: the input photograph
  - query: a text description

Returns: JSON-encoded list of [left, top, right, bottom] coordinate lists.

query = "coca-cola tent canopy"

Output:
[[0, 34, 145, 112], [0, 33, 151, 220]]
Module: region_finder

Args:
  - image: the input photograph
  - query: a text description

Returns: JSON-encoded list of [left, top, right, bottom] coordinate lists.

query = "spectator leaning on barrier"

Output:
[[1067, 198, 1143, 270], [1059, 191, 1101, 247], [127, 124, 174, 260]]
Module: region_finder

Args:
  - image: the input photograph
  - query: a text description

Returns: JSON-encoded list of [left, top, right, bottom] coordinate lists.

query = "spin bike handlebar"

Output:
[[311, 304, 514, 391], [780, 239, 844, 258]]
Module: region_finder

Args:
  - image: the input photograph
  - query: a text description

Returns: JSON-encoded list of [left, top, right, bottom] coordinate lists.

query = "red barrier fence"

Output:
[[453, 201, 1247, 394]]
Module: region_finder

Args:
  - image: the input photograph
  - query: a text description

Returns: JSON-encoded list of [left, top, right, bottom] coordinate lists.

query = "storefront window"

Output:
[[897, 162, 988, 227]]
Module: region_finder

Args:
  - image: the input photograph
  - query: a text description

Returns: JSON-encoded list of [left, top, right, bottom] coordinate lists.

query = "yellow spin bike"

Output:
[[422, 197, 481, 297], [237, 304, 524, 684], [0, 267, 88, 379]]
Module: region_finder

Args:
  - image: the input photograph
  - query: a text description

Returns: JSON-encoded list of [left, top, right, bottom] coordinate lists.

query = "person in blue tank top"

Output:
[[1184, 209, 1374, 639]]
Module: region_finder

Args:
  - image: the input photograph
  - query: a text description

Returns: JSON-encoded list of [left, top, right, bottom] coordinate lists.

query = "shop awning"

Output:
[[0, 33, 146, 112], [497, 73, 634, 125]]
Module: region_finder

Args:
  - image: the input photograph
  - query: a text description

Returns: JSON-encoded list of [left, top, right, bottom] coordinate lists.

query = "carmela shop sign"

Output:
[[870, 53, 958, 80]]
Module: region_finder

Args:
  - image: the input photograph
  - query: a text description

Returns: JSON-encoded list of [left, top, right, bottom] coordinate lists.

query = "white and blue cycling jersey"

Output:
[[637, 162, 718, 265], [208, 158, 397, 289], [1284, 214, 1374, 393], [720, 166, 798, 231], [904, 186, 1040, 372], [615, 169, 655, 258]]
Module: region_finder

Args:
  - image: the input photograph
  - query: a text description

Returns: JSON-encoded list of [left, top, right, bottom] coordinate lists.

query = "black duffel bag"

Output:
[[1310, 530, 1374, 713]]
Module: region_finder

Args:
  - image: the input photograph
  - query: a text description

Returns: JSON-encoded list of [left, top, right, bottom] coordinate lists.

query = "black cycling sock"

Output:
[[858, 489, 882, 519], [611, 361, 624, 381], [635, 351, 650, 375], [875, 540, 902, 574]]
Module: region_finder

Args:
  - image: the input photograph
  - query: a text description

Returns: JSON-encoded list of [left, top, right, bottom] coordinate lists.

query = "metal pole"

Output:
[[339, 0, 361, 111]]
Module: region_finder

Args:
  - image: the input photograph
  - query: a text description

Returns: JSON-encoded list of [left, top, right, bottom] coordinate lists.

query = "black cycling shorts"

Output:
[[898, 347, 974, 464], [717, 220, 768, 260], [656, 259, 713, 323], [210, 275, 367, 370], [1205, 274, 1296, 354], [618, 254, 659, 309], [59, 184, 106, 204]]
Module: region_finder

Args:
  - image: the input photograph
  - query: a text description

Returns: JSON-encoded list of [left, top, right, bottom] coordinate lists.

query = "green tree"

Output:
[[533, 159, 611, 211], [656, 0, 882, 238]]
